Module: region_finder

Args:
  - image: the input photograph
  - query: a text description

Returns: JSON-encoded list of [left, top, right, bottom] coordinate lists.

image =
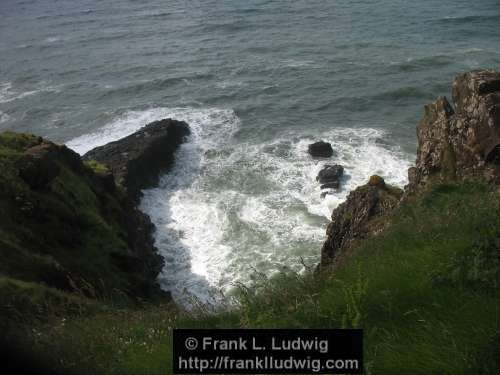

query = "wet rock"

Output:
[[83, 118, 190, 202], [317, 164, 344, 185], [308, 141, 334, 158], [320, 182, 340, 190]]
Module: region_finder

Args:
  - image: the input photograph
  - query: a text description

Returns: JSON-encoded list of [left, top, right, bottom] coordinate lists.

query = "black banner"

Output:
[[173, 329, 363, 374]]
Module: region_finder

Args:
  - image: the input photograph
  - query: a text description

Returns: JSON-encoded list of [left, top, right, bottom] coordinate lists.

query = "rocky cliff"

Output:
[[408, 70, 500, 190], [321, 70, 500, 267], [83, 119, 190, 202], [320, 175, 403, 266], [0, 119, 189, 306]]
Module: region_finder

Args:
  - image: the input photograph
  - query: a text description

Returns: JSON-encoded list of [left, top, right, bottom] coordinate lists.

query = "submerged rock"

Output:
[[308, 141, 334, 158], [83, 118, 190, 202]]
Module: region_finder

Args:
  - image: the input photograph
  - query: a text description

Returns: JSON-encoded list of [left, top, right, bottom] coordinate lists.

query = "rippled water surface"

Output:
[[1, 0, 500, 302]]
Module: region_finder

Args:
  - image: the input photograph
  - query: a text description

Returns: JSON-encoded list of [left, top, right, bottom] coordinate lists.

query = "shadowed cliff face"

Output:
[[0, 133, 164, 301], [0, 119, 189, 307], [321, 70, 500, 267]]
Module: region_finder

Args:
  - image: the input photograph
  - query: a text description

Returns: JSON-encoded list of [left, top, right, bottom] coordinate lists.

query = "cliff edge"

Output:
[[321, 70, 500, 267], [0, 119, 189, 320], [83, 119, 190, 202]]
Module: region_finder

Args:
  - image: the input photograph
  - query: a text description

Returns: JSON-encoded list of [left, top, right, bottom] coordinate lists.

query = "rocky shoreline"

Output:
[[320, 69, 500, 268], [0, 70, 499, 307]]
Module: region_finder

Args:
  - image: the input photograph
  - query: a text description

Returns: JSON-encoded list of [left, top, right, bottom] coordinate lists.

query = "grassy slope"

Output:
[[22, 181, 500, 375], [0, 132, 163, 334]]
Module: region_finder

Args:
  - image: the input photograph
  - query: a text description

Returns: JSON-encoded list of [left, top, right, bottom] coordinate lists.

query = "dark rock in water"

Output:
[[308, 141, 333, 158], [320, 182, 340, 190], [317, 164, 344, 185], [407, 69, 500, 192], [83, 118, 190, 202], [320, 175, 403, 268]]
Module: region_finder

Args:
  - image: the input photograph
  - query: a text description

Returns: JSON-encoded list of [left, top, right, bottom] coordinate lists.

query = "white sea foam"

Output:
[[0, 81, 60, 104], [44, 36, 62, 44], [281, 59, 318, 68], [67, 108, 412, 305], [0, 82, 13, 103], [0, 110, 11, 124]]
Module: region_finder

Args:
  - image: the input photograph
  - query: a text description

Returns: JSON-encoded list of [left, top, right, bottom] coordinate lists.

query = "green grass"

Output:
[[0, 131, 163, 310], [18, 181, 499, 375], [84, 160, 110, 175]]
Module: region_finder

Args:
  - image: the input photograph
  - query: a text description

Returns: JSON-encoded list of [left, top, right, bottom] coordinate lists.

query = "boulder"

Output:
[[320, 176, 403, 267], [308, 141, 334, 158], [83, 119, 190, 202], [317, 164, 344, 186], [407, 69, 500, 192]]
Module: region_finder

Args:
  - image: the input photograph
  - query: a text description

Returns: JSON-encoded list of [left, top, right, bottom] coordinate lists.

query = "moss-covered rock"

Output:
[[0, 132, 167, 312]]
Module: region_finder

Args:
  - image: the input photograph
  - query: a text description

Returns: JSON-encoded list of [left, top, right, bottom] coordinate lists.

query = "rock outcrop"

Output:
[[320, 70, 500, 268], [320, 176, 402, 267], [308, 141, 334, 158], [0, 118, 190, 303], [83, 119, 190, 202], [407, 70, 500, 191], [317, 164, 344, 189]]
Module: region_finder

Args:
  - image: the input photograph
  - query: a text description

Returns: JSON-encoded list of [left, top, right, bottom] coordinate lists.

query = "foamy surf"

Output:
[[67, 108, 412, 305], [0, 110, 10, 124], [0, 81, 60, 104]]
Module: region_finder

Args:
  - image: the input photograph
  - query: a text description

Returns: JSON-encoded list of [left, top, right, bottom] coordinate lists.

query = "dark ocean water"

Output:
[[1, 0, 500, 302]]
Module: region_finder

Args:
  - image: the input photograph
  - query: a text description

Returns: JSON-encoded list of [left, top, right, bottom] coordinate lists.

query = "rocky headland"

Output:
[[0, 119, 190, 318], [83, 119, 190, 202], [320, 69, 500, 267]]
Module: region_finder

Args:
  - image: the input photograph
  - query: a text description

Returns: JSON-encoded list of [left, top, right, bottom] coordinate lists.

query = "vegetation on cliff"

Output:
[[0, 131, 169, 336], [14, 180, 500, 375], [2, 71, 499, 374]]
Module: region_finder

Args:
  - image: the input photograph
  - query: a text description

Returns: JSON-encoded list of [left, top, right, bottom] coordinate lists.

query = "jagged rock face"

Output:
[[320, 176, 402, 267], [83, 119, 190, 202], [408, 70, 500, 191], [320, 70, 500, 268]]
